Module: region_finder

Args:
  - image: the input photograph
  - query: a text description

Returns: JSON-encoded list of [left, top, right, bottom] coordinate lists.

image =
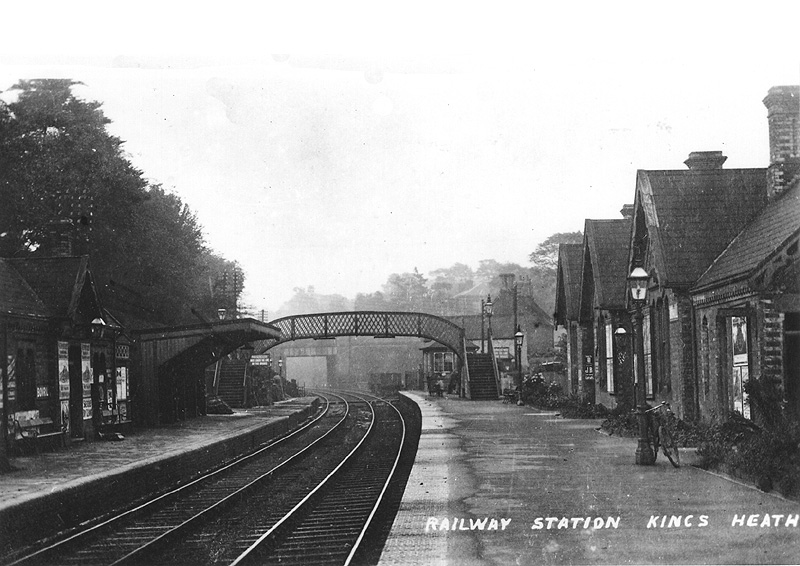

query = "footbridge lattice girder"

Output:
[[253, 311, 466, 358]]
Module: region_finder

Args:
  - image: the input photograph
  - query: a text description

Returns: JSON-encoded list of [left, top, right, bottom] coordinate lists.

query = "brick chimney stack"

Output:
[[684, 151, 727, 170], [763, 85, 800, 200], [499, 273, 516, 290], [620, 204, 634, 219]]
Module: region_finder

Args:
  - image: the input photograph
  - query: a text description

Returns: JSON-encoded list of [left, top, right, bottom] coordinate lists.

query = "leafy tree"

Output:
[[275, 286, 350, 318], [529, 231, 583, 273], [0, 79, 147, 258], [354, 291, 389, 311], [383, 268, 430, 311], [0, 79, 237, 326]]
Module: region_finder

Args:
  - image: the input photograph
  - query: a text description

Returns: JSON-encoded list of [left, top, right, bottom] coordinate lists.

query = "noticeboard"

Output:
[[250, 354, 272, 366]]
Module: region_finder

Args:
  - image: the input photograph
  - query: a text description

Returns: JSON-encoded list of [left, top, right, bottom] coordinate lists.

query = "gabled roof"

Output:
[[694, 182, 800, 292], [6, 256, 96, 320], [634, 167, 767, 287], [453, 281, 495, 299], [582, 218, 631, 311], [0, 259, 51, 319], [448, 308, 553, 341], [554, 243, 583, 325]]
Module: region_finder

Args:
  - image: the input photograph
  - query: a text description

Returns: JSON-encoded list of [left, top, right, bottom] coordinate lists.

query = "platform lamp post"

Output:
[[514, 326, 524, 405], [217, 308, 227, 321], [1, 315, 10, 471], [278, 357, 285, 399], [484, 295, 493, 351], [614, 326, 631, 410], [480, 298, 485, 353], [628, 267, 654, 465]]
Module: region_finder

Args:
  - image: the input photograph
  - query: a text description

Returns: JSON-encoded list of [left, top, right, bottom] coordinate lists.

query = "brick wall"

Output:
[[667, 292, 697, 420], [759, 296, 785, 386]]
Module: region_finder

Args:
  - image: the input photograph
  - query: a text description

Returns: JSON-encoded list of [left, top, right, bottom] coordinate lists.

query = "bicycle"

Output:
[[645, 401, 680, 468]]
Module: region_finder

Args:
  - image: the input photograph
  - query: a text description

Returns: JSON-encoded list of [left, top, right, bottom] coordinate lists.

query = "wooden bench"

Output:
[[10, 416, 65, 454]]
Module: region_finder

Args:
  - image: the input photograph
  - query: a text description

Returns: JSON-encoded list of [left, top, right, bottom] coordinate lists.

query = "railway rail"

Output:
[[5, 390, 410, 566]]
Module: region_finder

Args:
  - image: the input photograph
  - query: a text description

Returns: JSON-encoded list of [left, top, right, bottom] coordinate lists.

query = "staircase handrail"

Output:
[[487, 334, 502, 398], [242, 357, 250, 407], [461, 335, 471, 399], [213, 360, 222, 396]]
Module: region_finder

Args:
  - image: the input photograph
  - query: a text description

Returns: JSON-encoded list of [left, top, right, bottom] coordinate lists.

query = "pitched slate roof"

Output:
[[554, 243, 583, 324], [6, 256, 90, 319], [693, 182, 800, 291], [583, 218, 632, 310], [452, 281, 495, 299], [636, 167, 767, 287], [0, 259, 51, 318]]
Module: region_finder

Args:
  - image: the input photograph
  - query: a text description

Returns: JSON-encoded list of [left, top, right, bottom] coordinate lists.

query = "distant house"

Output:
[[449, 281, 496, 316]]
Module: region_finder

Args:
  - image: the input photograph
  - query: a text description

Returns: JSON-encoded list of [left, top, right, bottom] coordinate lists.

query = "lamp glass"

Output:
[[627, 267, 649, 302], [484, 294, 493, 316], [514, 329, 524, 348]]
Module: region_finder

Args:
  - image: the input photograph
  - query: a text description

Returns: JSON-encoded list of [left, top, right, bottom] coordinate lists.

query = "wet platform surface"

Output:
[[379, 392, 800, 565]]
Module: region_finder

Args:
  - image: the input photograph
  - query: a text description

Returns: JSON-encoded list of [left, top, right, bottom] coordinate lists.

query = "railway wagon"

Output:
[[367, 372, 403, 395]]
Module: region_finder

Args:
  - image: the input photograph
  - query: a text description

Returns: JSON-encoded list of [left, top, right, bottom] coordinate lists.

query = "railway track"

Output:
[[5, 390, 409, 566]]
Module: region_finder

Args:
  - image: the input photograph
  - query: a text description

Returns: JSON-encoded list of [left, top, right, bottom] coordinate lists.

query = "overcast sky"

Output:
[[2, 2, 799, 314]]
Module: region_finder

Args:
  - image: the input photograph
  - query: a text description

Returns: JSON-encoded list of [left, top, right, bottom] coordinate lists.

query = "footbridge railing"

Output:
[[253, 311, 467, 359]]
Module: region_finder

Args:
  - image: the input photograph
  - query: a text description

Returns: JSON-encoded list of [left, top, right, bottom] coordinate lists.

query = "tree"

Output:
[[383, 268, 430, 311], [526, 231, 583, 315], [354, 291, 389, 311], [0, 79, 236, 326], [0, 79, 148, 258], [529, 231, 583, 273]]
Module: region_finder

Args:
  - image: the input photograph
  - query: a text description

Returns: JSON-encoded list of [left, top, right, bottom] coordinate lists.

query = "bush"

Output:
[[600, 408, 639, 438], [520, 376, 609, 418], [695, 380, 800, 499], [599, 405, 707, 447]]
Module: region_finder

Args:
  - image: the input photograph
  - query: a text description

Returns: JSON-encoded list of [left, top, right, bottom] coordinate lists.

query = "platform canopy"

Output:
[[132, 318, 280, 425]]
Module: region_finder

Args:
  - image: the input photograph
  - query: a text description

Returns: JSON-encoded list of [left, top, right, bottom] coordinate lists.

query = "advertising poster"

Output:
[[116, 366, 128, 401], [58, 341, 69, 400], [81, 343, 91, 417], [6, 353, 16, 402], [60, 400, 70, 436]]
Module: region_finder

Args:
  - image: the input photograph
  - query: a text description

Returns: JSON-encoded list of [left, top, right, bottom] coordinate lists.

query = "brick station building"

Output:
[[556, 85, 800, 423]]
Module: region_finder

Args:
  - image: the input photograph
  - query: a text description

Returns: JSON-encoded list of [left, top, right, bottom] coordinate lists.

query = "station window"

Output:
[[433, 352, 454, 373]]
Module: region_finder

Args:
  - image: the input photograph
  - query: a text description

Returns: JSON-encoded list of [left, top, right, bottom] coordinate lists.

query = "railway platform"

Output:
[[379, 391, 800, 565], [0, 397, 319, 555]]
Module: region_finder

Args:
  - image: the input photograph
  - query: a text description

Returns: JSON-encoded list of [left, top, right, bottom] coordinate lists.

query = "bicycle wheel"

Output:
[[659, 425, 680, 468], [648, 419, 660, 463]]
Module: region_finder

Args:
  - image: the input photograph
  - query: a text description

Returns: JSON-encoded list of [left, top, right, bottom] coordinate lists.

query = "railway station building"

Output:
[[555, 85, 800, 423], [2, 245, 280, 454]]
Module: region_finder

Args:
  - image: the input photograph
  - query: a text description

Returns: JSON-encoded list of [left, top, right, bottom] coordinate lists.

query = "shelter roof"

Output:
[[635, 168, 767, 287], [0, 259, 51, 319], [694, 182, 800, 291], [583, 219, 631, 310], [554, 243, 583, 324], [5, 256, 93, 319]]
